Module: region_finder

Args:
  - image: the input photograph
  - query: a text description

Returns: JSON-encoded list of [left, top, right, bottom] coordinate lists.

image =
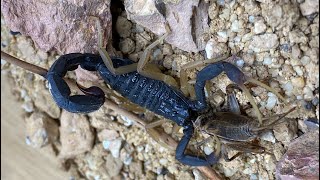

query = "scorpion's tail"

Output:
[[46, 53, 105, 113]]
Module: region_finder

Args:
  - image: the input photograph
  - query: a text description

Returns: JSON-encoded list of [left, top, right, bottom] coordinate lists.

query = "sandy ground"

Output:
[[1, 74, 69, 180]]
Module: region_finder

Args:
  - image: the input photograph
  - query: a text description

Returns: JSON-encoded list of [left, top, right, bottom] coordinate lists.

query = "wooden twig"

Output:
[[1, 50, 222, 180], [1, 51, 48, 77]]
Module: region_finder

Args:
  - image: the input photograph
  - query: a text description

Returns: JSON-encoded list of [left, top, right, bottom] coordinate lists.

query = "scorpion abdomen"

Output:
[[98, 57, 191, 126]]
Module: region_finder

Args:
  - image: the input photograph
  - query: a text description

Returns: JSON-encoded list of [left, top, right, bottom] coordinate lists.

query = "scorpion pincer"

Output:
[[45, 51, 289, 166]]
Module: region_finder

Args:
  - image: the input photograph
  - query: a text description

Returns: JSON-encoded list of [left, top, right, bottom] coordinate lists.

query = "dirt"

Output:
[[1, 1, 319, 179]]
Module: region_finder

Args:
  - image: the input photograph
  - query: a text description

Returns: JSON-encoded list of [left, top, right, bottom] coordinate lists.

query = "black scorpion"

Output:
[[45, 52, 267, 166]]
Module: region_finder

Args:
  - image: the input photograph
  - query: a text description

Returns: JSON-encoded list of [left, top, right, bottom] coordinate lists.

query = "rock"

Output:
[[98, 129, 119, 141], [1, 0, 112, 54], [34, 90, 61, 119], [253, 20, 267, 34], [273, 120, 298, 147], [124, 0, 209, 52], [119, 38, 135, 54], [105, 153, 123, 177], [25, 112, 59, 148], [116, 16, 132, 38], [260, 131, 276, 143], [249, 33, 279, 52], [102, 138, 122, 158], [261, 2, 299, 30], [205, 39, 228, 59], [59, 110, 94, 159], [193, 169, 206, 180], [291, 77, 305, 88], [299, 0, 319, 16], [276, 130, 319, 179], [266, 92, 278, 110]]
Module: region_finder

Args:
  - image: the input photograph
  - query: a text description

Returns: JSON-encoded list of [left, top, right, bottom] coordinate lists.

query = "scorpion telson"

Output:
[[1, 21, 290, 166]]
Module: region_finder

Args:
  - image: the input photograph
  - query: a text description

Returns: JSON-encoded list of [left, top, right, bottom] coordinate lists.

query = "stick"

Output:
[[1, 51, 48, 77]]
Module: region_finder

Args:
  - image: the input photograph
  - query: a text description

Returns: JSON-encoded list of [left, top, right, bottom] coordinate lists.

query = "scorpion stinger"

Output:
[[46, 53, 105, 113]]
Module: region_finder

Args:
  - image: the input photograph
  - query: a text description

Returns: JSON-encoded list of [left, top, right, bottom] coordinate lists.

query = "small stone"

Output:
[[273, 120, 298, 147], [103, 138, 122, 158], [282, 82, 294, 96], [248, 16, 255, 23], [263, 56, 272, 65], [254, 20, 267, 34], [116, 16, 132, 38], [205, 39, 227, 59], [105, 154, 123, 177], [25, 112, 59, 148], [193, 169, 206, 180], [204, 146, 213, 155], [119, 38, 135, 54], [266, 92, 278, 110], [249, 33, 279, 52], [22, 101, 34, 113], [231, 20, 242, 32], [98, 129, 119, 141], [217, 31, 228, 42], [291, 77, 305, 88], [59, 110, 94, 158], [236, 58, 244, 68], [299, 0, 319, 16], [260, 131, 276, 143], [119, 115, 133, 126]]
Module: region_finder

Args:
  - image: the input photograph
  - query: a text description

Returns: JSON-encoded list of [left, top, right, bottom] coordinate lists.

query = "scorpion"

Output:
[[1, 21, 292, 166]]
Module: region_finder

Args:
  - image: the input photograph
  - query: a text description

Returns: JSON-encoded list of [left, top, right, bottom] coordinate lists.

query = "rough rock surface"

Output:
[[25, 111, 59, 148], [59, 110, 94, 159], [124, 0, 209, 52], [276, 130, 319, 180], [1, 0, 112, 54]]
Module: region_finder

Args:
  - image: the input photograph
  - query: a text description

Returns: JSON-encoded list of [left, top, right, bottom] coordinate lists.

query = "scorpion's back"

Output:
[[97, 57, 191, 126]]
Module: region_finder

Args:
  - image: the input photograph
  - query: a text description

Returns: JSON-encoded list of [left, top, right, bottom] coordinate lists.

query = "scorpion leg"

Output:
[[96, 18, 178, 87], [95, 18, 138, 75], [137, 24, 178, 87], [175, 125, 219, 166]]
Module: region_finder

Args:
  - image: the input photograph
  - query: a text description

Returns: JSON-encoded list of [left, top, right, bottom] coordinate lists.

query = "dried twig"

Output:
[[1, 50, 222, 180]]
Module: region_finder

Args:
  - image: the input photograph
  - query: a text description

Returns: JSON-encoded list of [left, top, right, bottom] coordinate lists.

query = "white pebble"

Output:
[[1, 59, 7, 65], [260, 131, 276, 143], [204, 146, 213, 155], [248, 16, 255, 23], [231, 20, 240, 32], [22, 102, 34, 112], [205, 39, 215, 59], [236, 59, 244, 67], [263, 57, 272, 65], [123, 155, 133, 165], [282, 82, 293, 95], [102, 140, 111, 149], [120, 115, 133, 126], [217, 31, 228, 39], [159, 158, 168, 165], [266, 93, 278, 110]]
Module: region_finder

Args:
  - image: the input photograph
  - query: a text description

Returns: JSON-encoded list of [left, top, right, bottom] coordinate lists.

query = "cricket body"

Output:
[[194, 107, 296, 161]]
